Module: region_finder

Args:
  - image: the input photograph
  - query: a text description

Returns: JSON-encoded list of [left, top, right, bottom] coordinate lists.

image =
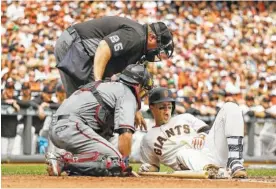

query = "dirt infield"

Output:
[[2, 175, 276, 188]]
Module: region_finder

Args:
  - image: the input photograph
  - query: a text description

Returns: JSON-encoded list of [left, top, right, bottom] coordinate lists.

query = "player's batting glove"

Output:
[[192, 133, 206, 150], [139, 163, 152, 172]]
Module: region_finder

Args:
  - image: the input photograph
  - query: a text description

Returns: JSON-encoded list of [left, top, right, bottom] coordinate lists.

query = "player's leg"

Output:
[[47, 119, 126, 176], [176, 148, 216, 171], [58, 70, 81, 97], [54, 30, 80, 97], [176, 148, 222, 179], [206, 102, 247, 178]]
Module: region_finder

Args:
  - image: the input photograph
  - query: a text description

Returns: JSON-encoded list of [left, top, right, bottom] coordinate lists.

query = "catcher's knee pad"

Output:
[[61, 152, 125, 176]]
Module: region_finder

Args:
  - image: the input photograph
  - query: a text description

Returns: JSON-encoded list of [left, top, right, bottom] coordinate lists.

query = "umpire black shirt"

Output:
[[73, 16, 147, 78]]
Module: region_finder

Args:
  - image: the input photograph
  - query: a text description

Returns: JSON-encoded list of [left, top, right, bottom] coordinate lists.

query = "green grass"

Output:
[[1, 164, 46, 175], [247, 169, 276, 177], [2, 163, 276, 177]]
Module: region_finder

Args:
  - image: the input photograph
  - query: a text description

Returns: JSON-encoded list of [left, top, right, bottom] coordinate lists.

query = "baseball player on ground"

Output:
[[139, 87, 247, 179], [45, 64, 153, 177]]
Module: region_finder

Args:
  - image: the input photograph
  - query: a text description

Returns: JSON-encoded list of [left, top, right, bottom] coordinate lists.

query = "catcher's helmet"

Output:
[[119, 64, 153, 97], [149, 87, 175, 113]]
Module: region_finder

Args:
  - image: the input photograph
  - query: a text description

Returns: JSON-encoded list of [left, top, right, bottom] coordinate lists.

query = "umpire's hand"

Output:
[[134, 111, 147, 131]]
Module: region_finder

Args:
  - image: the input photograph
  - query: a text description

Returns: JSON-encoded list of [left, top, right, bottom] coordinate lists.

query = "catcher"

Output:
[[139, 87, 248, 179], [46, 64, 153, 176]]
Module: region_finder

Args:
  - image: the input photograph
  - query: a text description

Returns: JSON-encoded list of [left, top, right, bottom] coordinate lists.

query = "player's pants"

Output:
[[49, 115, 121, 158], [177, 102, 244, 171], [55, 29, 94, 97]]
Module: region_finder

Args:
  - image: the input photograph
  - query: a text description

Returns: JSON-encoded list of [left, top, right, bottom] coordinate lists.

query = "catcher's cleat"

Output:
[[203, 164, 220, 179], [231, 168, 248, 179], [121, 166, 133, 177], [45, 152, 64, 176]]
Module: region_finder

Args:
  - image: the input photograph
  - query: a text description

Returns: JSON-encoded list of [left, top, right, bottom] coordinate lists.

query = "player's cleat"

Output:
[[228, 160, 248, 179], [231, 168, 248, 179], [203, 164, 220, 179], [45, 152, 64, 176]]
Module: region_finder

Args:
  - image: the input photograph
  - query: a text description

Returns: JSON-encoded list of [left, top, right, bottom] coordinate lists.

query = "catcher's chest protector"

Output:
[[79, 81, 115, 140]]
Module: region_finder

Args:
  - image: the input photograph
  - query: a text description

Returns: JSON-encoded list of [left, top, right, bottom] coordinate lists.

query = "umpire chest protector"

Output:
[[79, 81, 114, 140]]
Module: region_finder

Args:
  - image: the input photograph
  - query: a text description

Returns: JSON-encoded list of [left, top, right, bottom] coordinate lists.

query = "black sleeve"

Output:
[[197, 125, 211, 134], [103, 28, 141, 57]]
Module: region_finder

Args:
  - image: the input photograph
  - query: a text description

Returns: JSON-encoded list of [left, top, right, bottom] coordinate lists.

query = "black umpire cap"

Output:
[[149, 87, 175, 113]]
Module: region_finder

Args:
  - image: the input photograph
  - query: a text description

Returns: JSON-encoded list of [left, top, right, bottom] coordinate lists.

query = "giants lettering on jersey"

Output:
[[154, 125, 190, 156]]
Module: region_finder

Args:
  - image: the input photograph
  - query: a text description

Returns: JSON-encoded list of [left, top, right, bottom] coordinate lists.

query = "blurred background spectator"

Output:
[[1, 1, 275, 156]]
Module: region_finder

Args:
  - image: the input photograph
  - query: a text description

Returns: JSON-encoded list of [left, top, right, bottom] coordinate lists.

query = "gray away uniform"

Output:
[[49, 82, 137, 158]]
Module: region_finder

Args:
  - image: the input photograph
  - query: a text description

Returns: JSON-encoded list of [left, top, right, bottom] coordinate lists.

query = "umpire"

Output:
[[54, 16, 174, 97]]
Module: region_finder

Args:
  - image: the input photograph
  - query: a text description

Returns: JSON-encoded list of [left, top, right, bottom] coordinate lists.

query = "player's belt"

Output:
[[57, 114, 70, 121], [66, 26, 76, 35]]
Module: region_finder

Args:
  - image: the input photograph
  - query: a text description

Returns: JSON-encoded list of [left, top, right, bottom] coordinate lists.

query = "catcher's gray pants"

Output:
[[49, 115, 121, 158]]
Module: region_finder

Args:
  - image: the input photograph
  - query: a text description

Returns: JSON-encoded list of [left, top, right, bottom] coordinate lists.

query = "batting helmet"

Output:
[[119, 64, 153, 98], [149, 87, 175, 113]]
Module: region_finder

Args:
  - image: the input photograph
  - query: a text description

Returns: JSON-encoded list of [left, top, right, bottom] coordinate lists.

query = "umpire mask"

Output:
[[145, 22, 174, 62]]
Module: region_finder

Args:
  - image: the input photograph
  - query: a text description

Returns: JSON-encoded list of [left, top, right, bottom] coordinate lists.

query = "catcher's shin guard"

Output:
[[61, 152, 127, 176]]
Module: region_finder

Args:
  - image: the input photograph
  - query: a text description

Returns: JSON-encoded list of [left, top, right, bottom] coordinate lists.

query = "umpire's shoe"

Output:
[[45, 152, 64, 176]]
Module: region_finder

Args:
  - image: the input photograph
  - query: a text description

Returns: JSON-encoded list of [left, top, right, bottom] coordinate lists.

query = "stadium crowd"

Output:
[[1, 1, 276, 156]]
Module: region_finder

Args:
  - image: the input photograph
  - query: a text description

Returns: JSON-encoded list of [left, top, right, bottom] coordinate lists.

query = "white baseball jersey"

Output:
[[140, 113, 208, 170], [140, 102, 245, 171]]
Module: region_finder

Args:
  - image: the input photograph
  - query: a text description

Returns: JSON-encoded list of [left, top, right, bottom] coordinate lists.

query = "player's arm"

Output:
[[93, 40, 111, 81], [197, 125, 211, 135], [117, 128, 133, 157], [114, 90, 137, 156], [139, 163, 159, 172], [183, 114, 210, 149], [139, 135, 160, 172], [184, 113, 209, 134]]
